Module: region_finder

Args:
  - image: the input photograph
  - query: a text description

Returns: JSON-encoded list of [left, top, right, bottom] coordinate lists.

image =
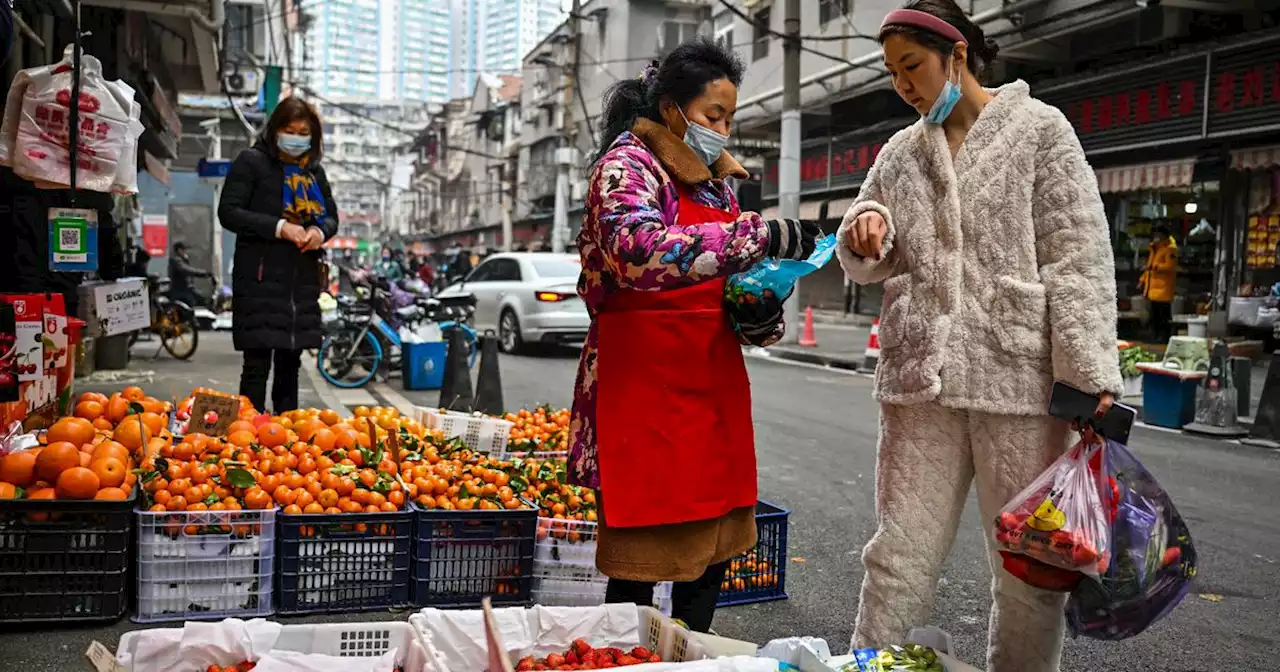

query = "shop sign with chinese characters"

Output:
[[761, 129, 899, 198], [1205, 38, 1280, 137]]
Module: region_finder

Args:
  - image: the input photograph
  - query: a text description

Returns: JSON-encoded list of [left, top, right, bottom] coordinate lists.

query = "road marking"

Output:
[[371, 381, 421, 417], [300, 352, 351, 416]]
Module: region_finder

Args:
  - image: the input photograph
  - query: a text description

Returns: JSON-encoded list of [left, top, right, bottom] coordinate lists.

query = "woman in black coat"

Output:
[[218, 97, 339, 413]]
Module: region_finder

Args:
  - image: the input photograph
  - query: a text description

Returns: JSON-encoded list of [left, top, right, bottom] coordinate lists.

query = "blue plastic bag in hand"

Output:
[[1065, 438, 1197, 641], [725, 234, 837, 306]]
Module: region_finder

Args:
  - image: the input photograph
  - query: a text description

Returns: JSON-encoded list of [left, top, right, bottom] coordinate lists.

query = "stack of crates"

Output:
[[134, 507, 276, 622], [275, 510, 414, 614], [412, 506, 537, 607], [532, 517, 672, 615]]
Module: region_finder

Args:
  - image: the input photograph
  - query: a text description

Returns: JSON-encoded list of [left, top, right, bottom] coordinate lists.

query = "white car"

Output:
[[436, 252, 588, 353]]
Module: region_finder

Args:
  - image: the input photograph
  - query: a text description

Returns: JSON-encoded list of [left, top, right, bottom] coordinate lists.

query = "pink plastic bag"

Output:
[[993, 438, 1111, 579]]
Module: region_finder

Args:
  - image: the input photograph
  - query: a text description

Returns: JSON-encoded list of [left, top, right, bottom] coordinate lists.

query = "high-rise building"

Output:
[[296, 0, 382, 99], [478, 0, 566, 75]]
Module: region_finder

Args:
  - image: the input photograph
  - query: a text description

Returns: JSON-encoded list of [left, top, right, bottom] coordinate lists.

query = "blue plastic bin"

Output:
[[411, 505, 536, 608], [717, 501, 790, 607], [402, 341, 447, 391], [1140, 369, 1200, 429]]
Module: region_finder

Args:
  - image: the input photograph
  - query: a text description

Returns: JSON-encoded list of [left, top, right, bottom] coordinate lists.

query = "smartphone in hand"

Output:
[[1048, 381, 1137, 444]]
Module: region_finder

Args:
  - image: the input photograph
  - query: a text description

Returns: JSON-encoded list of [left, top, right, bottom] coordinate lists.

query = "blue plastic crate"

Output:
[[0, 490, 135, 624], [1140, 369, 1200, 429], [276, 510, 413, 614], [411, 505, 536, 608], [402, 341, 447, 391], [133, 507, 276, 623], [718, 501, 790, 607]]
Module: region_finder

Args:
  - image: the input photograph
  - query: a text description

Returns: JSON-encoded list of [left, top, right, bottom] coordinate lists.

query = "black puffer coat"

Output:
[[218, 139, 339, 352]]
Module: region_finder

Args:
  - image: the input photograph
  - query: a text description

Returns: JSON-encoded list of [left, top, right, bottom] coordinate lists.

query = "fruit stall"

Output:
[[0, 385, 978, 671]]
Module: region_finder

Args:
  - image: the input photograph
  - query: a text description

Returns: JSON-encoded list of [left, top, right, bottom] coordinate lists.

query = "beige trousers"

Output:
[[853, 402, 1072, 672]]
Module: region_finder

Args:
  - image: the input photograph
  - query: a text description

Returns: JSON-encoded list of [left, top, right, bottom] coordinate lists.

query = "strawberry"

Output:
[[629, 647, 653, 660], [566, 650, 580, 665], [616, 654, 640, 666], [1162, 546, 1182, 568], [546, 653, 566, 668], [517, 656, 536, 671], [998, 512, 1020, 532], [648, 654, 661, 663]]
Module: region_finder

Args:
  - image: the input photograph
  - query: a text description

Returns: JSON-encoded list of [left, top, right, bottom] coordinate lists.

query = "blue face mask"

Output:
[[677, 106, 730, 167], [277, 132, 312, 157], [923, 57, 962, 125]]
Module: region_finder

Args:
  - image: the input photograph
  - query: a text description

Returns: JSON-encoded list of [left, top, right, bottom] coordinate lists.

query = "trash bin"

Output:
[[95, 333, 131, 371], [402, 341, 447, 391]]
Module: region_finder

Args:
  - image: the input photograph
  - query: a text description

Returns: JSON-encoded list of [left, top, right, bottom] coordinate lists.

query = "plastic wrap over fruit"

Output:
[[993, 438, 1111, 579], [725, 234, 837, 306], [1066, 439, 1196, 640]]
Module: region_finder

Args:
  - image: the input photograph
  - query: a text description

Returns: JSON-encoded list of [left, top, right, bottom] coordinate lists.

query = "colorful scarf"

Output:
[[282, 163, 327, 224]]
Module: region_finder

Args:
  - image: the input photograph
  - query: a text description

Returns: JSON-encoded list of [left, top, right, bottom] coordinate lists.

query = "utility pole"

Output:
[[551, 0, 582, 254], [779, 0, 802, 343]]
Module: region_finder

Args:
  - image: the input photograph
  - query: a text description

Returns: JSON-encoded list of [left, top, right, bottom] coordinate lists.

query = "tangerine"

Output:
[[227, 420, 256, 436], [258, 422, 288, 448], [311, 428, 338, 452], [105, 395, 131, 424], [228, 430, 257, 448], [90, 457, 127, 488], [139, 411, 166, 434], [35, 442, 81, 481], [56, 467, 101, 499], [113, 417, 152, 452], [0, 483, 17, 499], [74, 400, 104, 421], [78, 452, 92, 467], [122, 386, 146, 402], [0, 451, 37, 487]]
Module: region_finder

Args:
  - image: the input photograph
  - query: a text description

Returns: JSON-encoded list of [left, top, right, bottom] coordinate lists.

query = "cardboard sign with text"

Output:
[[187, 393, 241, 436]]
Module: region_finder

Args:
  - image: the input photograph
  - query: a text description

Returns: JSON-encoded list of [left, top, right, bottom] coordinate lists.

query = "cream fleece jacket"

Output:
[[836, 81, 1123, 415]]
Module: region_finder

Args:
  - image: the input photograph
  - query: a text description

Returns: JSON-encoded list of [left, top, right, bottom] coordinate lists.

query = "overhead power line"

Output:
[[715, 0, 877, 43]]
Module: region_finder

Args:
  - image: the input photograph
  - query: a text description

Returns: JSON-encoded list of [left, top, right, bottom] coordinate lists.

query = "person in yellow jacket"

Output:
[[1140, 224, 1178, 345]]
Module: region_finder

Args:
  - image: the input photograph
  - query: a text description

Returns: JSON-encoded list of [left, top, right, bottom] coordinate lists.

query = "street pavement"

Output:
[[3, 331, 1278, 671]]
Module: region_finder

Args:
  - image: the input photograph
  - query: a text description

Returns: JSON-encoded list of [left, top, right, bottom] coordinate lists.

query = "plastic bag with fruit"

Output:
[[992, 435, 1111, 588], [1065, 438, 1196, 640]]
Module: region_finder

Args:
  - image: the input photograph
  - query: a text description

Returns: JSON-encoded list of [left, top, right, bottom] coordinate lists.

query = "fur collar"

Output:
[[631, 118, 749, 184]]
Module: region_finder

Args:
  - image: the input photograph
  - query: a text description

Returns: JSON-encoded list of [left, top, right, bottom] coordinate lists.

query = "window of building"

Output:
[[661, 21, 701, 56], [224, 4, 257, 59], [820, 0, 851, 25], [713, 11, 734, 53], [752, 7, 771, 61]]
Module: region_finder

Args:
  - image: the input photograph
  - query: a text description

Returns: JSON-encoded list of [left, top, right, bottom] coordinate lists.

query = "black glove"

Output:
[[766, 218, 822, 260]]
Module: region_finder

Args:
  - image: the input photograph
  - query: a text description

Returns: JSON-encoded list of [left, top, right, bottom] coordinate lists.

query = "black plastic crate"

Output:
[[0, 493, 134, 623], [411, 505, 536, 608], [718, 501, 790, 607], [276, 510, 413, 614]]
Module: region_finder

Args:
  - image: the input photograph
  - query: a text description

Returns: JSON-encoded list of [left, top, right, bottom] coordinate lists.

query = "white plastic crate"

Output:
[[117, 621, 430, 672], [410, 604, 704, 672], [134, 507, 276, 623], [417, 408, 513, 455], [532, 517, 672, 615]]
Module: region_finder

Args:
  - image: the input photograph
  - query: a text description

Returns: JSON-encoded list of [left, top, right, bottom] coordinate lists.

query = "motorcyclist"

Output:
[[168, 242, 210, 308], [376, 248, 404, 282]]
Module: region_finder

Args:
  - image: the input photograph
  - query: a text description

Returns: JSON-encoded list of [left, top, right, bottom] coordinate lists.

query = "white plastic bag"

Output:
[[0, 45, 142, 193]]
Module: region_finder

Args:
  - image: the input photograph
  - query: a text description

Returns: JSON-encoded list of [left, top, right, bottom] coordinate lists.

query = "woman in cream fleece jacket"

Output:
[[839, 2, 1123, 671]]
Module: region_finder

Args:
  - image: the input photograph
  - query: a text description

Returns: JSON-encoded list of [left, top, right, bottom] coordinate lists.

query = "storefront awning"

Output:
[[1230, 145, 1280, 171], [1094, 159, 1196, 194]]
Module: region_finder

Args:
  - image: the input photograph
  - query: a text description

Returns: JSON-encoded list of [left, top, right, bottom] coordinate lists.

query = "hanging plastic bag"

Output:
[[1066, 438, 1196, 640], [993, 437, 1111, 580], [725, 233, 837, 306]]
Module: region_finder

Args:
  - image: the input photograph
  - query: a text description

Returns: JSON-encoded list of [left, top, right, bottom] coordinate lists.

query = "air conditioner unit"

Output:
[[223, 70, 260, 95]]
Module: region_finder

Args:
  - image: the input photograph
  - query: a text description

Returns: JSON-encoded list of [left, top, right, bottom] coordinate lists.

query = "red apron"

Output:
[[595, 184, 758, 528]]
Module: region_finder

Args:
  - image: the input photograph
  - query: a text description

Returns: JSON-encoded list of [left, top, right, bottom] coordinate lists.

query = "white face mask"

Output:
[[677, 106, 730, 167]]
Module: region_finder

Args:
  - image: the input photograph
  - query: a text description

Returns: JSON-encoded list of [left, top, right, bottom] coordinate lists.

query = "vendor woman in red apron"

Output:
[[570, 39, 821, 632]]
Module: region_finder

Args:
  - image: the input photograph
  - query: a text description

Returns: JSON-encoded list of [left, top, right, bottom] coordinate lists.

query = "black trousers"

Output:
[[1150, 301, 1173, 345], [240, 348, 303, 413], [604, 561, 729, 633]]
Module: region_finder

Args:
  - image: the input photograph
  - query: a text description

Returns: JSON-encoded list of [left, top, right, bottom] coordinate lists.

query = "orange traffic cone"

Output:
[[862, 318, 881, 372], [799, 307, 818, 347]]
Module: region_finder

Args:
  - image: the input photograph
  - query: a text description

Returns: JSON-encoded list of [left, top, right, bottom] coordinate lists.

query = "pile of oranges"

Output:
[[721, 550, 779, 593], [504, 405, 571, 454], [0, 386, 172, 502]]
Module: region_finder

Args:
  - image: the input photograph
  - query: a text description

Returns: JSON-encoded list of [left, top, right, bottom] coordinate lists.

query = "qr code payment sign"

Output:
[[59, 226, 82, 250]]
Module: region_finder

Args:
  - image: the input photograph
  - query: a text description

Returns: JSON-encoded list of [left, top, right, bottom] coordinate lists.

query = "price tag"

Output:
[[188, 393, 241, 437], [48, 207, 99, 272], [84, 640, 125, 672]]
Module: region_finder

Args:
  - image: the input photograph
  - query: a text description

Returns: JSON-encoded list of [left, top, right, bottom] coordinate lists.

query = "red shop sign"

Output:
[[1205, 37, 1280, 137], [1036, 52, 1206, 154]]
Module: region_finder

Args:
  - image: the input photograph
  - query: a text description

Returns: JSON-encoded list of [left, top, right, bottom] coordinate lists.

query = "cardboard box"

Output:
[[78, 278, 150, 337]]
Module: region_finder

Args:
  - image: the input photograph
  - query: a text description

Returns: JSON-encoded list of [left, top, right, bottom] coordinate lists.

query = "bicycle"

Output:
[[316, 282, 478, 389]]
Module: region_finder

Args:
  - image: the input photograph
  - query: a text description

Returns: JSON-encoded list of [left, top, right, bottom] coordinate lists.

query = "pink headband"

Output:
[[880, 9, 967, 45]]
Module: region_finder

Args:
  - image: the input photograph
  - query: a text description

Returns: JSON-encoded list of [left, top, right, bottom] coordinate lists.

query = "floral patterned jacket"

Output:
[[568, 118, 780, 488]]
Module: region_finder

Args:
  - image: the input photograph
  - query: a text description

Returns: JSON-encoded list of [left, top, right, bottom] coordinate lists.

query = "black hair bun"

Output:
[[982, 37, 1000, 61]]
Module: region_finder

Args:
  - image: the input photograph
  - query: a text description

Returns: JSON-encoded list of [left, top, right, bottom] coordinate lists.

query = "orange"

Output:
[[257, 422, 288, 448], [228, 430, 257, 448], [105, 395, 131, 424], [35, 442, 81, 482], [92, 417, 114, 431], [227, 420, 256, 436], [139, 412, 165, 435], [303, 502, 324, 514], [56, 467, 100, 499], [0, 482, 17, 499], [74, 400, 104, 421], [78, 452, 92, 467], [1, 451, 37, 487], [90, 457, 127, 488], [47, 417, 96, 448], [122, 386, 146, 402], [283, 504, 302, 515], [27, 487, 56, 500], [94, 487, 128, 501], [113, 417, 152, 453], [318, 409, 340, 426], [311, 428, 337, 452], [243, 486, 272, 510], [91, 441, 130, 464], [293, 419, 319, 443]]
